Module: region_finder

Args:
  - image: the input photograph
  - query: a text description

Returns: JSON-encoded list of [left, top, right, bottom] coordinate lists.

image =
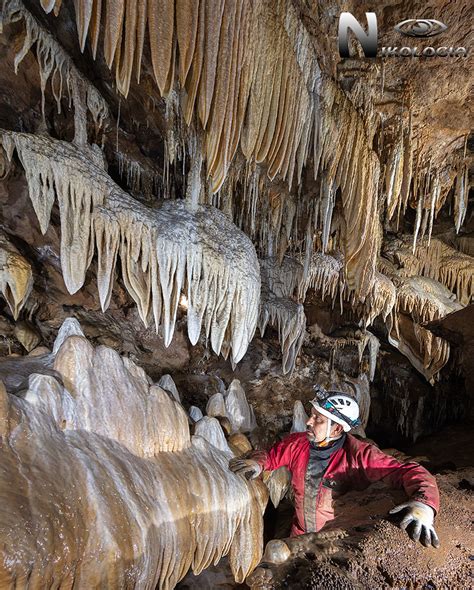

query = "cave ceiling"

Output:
[[0, 0, 472, 383]]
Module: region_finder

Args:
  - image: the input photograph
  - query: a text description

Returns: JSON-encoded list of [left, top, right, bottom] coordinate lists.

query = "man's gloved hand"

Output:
[[389, 501, 440, 548], [229, 457, 263, 480]]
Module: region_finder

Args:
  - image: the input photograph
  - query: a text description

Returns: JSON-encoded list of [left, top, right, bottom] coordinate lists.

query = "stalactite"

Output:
[[35, 0, 386, 300], [259, 256, 307, 374], [388, 276, 462, 383], [1, 130, 260, 365], [0, 231, 33, 320], [116, 151, 160, 200], [454, 161, 468, 233], [384, 236, 474, 305], [262, 467, 292, 509], [0, 324, 268, 588], [260, 256, 302, 299], [357, 330, 380, 382], [259, 294, 306, 375], [2, 0, 108, 132], [298, 252, 344, 303], [385, 125, 404, 222]]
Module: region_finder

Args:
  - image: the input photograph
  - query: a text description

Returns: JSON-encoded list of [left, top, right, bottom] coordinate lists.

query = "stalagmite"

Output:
[[189, 405, 204, 423], [0, 130, 260, 364], [52, 316, 85, 353], [228, 432, 253, 455], [224, 379, 257, 434], [206, 391, 227, 418], [0, 231, 33, 320], [158, 373, 181, 402], [194, 416, 231, 453], [0, 323, 268, 588], [291, 400, 308, 433]]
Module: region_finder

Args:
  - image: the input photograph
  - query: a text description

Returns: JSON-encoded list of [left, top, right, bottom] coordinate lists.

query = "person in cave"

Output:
[[229, 387, 440, 548]]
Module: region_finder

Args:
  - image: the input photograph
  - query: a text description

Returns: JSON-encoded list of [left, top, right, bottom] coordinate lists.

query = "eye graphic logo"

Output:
[[394, 19, 448, 37]]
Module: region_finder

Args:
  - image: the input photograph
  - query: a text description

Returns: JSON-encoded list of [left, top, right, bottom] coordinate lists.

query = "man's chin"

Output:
[[306, 430, 314, 441]]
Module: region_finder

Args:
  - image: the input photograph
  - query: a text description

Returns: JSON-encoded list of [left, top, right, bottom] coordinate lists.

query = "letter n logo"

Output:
[[338, 12, 378, 58]]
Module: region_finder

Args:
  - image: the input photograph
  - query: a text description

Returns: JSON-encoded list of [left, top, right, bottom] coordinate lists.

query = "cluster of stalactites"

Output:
[[0, 322, 267, 588], [32, 0, 387, 303], [2, 0, 109, 138], [298, 252, 396, 328], [38, 0, 314, 195], [259, 256, 306, 374], [259, 294, 306, 375], [383, 119, 470, 244], [387, 276, 462, 383], [310, 78, 382, 297], [0, 130, 261, 365], [116, 151, 162, 201], [0, 230, 33, 320], [384, 236, 474, 306]]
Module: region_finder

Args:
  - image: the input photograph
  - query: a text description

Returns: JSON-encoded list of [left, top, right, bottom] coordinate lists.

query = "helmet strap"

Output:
[[325, 418, 332, 444], [313, 418, 345, 447]]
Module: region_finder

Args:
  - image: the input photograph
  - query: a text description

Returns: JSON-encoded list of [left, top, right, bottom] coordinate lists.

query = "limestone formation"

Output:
[[0, 322, 268, 588], [0, 231, 33, 319], [0, 130, 260, 365]]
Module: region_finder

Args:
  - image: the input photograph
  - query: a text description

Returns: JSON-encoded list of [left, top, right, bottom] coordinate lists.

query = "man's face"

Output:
[[306, 407, 342, 443]]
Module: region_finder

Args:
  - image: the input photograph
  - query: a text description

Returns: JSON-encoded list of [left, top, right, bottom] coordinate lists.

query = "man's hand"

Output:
[[229, 457, 262, 480], [389, 501, 440, 548]]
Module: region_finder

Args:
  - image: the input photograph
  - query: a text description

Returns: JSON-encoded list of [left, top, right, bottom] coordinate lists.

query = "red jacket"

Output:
[[255, 432, 440, 536]]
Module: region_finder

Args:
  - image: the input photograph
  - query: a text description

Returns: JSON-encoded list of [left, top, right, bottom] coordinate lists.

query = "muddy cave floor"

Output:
[[177, 424, 474, 590]]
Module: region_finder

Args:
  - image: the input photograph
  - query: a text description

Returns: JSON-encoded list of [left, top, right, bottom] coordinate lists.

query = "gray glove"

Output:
[[389, 501, 440, 548], [229, 457, 263, 480]]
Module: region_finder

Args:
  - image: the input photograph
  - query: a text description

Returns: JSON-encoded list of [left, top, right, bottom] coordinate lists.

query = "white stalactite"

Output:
[[388, 276, 463, 383], [0, 130, 260, 365], [2, 0, 108, 132]]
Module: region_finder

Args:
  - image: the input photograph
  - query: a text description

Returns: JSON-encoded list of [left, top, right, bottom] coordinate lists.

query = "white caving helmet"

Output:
[[309, 385, 361, 444]]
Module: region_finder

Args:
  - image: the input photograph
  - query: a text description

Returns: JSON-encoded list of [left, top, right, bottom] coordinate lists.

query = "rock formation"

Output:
[[0, 0, 472, 587], [0, 320, 267, 588]]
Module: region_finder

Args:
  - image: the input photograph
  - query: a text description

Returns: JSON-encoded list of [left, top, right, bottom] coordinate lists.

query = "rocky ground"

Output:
[[178, 464, 473, 590]]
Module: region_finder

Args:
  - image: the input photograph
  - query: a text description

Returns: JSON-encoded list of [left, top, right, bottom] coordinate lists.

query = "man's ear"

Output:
[[332, 423, 344, 436]]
